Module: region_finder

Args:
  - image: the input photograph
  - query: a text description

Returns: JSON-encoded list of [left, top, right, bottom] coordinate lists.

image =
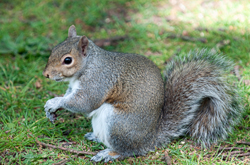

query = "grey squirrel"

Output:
[[43, 25, 243, 162]]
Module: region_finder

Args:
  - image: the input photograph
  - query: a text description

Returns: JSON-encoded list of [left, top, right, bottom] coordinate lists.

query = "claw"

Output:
[[46, 112, 57, 123]]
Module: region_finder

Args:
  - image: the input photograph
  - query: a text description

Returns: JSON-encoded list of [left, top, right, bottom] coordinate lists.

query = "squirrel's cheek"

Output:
[[61, 67, 77, 77]]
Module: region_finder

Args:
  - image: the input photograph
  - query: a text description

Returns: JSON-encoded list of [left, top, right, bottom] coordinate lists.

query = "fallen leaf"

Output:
[[234, 65, 241, 81], [164, 150, 172, 165], [182, 30, 189, 36], [0, 86, 6, 91], [5, 130, 11, 134], [59, 118, 65, 123], [35, 80, 42, 89], [243, 80, 250, 86]]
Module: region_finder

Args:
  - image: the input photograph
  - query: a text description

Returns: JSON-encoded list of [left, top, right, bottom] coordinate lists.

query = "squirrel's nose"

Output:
[[43, 70, 50, 78]]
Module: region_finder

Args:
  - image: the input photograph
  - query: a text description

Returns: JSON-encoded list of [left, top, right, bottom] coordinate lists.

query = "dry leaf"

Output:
[[35, 80, 42, 89], [243, 80, 250, 86], [59, 118, 65, 123], [182, 30, 189, 36], [234, 65, 241, 81], [164, 150, 172, 165], [0, 86, 6, 91]]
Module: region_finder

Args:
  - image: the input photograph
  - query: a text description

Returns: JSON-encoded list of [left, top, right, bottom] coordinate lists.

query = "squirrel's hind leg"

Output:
[[88, 104, 124, 162], [91, 149, 121, 162]]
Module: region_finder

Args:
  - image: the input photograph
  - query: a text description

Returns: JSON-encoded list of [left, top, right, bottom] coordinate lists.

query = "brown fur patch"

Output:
[[105, 78, 131, 111], [108, 151, 119, 156]]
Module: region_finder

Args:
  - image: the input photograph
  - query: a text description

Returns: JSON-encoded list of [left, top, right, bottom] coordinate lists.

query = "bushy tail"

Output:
[[157, 49, 243, 147]]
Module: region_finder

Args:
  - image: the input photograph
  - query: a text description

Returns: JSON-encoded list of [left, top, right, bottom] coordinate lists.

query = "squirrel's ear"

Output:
[[78, 36, 89, 57], [68, 25, 77, 38]]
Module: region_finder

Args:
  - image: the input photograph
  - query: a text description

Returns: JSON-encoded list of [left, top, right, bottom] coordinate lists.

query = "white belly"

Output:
[[88, 103, 114, 148]]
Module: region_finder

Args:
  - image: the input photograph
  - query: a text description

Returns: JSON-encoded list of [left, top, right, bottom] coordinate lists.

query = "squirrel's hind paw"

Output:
[[84, 132, 101, 143], [90, 149, 120, 162]]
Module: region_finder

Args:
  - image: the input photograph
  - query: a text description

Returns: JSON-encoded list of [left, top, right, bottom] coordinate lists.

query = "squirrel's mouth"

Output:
[[55, 78, 63, 82]]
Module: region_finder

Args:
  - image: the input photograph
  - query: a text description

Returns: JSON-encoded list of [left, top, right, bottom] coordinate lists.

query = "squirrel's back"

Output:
[[94, 49, 165, 114]]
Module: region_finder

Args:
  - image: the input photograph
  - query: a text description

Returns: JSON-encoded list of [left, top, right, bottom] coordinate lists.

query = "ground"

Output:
[[0, 0, 250, 164]]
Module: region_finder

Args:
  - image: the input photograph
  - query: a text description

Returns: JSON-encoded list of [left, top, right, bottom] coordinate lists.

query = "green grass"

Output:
[[1, 0, 250, 164]]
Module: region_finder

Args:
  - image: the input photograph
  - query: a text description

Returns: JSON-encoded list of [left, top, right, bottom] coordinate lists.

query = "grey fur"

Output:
[[157, 49, 243, 147], [44, 38, 164, 161], [44, 29, 243, 162]]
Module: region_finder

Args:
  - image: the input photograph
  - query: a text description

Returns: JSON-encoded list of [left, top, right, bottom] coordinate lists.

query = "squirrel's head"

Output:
[[43, 25, 88, 81]]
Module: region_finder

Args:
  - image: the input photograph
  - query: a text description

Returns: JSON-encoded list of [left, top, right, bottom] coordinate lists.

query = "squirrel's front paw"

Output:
[[45, 112, 57, 123], [84, 132, 101, 143], [91, 149, 120, 162], [44, 97, 63, 113]]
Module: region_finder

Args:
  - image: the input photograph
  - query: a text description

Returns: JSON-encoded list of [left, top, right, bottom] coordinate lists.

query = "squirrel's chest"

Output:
[[88, 103, 114, 148], [68, 78, 80, 90]]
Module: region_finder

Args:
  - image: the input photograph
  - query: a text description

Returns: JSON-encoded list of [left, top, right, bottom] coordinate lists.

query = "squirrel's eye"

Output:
[[64, 57, 72, 64]]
